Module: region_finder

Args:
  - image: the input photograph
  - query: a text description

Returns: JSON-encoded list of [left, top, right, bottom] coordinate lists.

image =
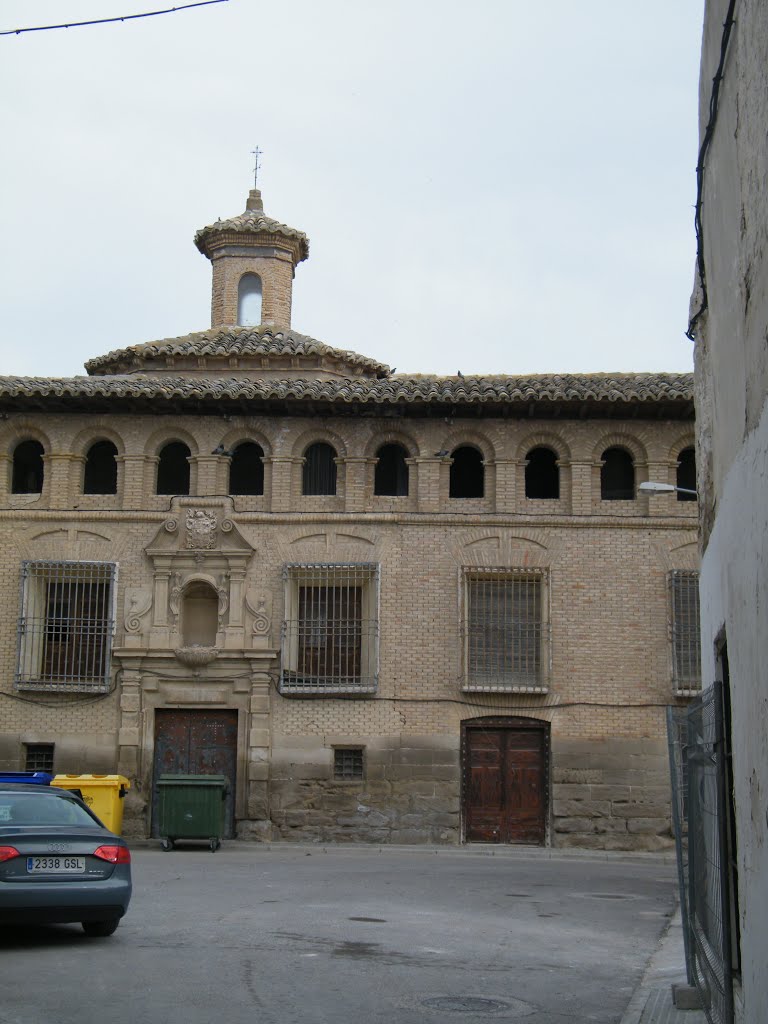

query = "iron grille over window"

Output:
[[281, 563, 379, 695], [462, 568, 549, 692], [670, 570, 702, 694], [25, 743, 54, 773], [334, 748, 364, 779], [16, 561, 117, 692]]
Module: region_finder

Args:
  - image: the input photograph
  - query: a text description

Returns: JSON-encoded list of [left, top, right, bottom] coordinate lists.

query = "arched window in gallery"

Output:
[[237, 273, 263, 327], [374, 443, 409, 496], [600, 447, 635, 500], [83, 440, 118, 495], [181, 581, 219, 647], [229, 441, 264, 496], [156, 441, 191, 496], [303, 442, 337, 496], [12, 439, 44, 494], [449, 445, 484, 499], [525, 446, 559, 499], [676, 447, 697, 501]]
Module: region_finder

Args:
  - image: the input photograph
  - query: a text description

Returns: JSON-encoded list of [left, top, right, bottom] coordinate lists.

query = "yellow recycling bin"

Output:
[[51, 774, 131, 834]]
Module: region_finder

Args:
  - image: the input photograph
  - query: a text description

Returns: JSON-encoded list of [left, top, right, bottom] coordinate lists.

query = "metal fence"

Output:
[[668, 684, 733, 1024], [666, 705, 693, 984]]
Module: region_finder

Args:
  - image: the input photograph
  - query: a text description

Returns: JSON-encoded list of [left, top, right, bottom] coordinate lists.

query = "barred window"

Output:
[[462, 568, 549, 692], [16, 561, 117, 692], [670, 570, 701, 694], [280, 564, 379, 695], [334, 747, 364, 780], [25, 743, 54, 773]]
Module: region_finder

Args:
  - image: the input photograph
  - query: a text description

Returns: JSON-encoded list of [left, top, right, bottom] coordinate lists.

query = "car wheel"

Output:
[[82, 919, 120, 937]]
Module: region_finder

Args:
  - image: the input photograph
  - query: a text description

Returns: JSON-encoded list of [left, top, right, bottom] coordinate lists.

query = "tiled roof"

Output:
[[84, 326, 390, 377], [194, 202, 309, 261], [0, 372, 694, 408]]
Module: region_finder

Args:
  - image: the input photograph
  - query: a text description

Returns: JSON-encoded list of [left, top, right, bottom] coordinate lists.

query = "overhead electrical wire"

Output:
[[0, 0, 228, 37], [686, 0, 737, 341]]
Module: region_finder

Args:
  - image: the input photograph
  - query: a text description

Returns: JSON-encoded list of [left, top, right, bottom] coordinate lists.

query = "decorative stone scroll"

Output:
[[246, 589, 272, 638], [124, 588, 152, 634]]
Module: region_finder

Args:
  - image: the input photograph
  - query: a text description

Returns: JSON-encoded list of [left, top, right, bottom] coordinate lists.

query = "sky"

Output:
[[0, 0, 705, 379]]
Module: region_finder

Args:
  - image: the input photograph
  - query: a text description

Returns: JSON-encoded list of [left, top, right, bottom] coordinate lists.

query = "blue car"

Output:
[[0, 783, 132, 937]]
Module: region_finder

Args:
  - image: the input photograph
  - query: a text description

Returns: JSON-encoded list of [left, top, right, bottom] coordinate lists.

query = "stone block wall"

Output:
[[551, 737, 673, 851], [269, 735, 461, 844]]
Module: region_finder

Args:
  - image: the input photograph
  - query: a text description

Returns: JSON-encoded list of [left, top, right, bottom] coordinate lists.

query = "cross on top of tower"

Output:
[[250, 146, 263, 187]]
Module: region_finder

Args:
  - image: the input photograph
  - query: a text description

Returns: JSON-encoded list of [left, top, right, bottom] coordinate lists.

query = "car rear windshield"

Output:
[[0, 793, 98, 827]]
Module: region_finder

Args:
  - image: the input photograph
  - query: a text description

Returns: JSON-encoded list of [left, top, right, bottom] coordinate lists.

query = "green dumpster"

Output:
[[156, 774, 228, 851]]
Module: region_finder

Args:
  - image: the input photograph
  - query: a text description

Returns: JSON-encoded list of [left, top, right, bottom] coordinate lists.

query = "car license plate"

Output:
[[26, 856, 85, 874]]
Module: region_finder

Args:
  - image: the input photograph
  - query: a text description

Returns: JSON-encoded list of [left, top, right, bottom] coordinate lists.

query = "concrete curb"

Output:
[[619, 907, 707, 1024], [125, 837, 678, 864]]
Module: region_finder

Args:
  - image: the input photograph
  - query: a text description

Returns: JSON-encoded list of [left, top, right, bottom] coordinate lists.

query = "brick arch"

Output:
[[144, 427, 200, 458], [5, 423, 52, 454], [651, 537, 699, 572], [516, 431, 572, 463], [363, 430, 419, 460], [291, 427, 348, 460], [667, 431, 696, 463], [591, 432, 648, 465], [449, 527, 554, 569], [70, 425, 126, 458], [220, 430, 272, 459], [437, 432, 497, 462]]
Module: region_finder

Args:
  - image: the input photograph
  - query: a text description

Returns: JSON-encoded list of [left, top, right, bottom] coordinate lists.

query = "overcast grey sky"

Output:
[[0, 0, 704, 378]]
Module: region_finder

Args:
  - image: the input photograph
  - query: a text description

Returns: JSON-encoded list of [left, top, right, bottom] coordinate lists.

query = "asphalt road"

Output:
[[1, 844, 677, 1024]]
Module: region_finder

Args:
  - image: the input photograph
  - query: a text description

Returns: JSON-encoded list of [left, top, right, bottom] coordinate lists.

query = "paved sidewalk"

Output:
[[620, 907, 707, 1024]]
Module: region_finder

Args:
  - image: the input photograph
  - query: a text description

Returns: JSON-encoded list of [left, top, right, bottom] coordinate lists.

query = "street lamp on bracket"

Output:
[[637, 481, 698, 498]]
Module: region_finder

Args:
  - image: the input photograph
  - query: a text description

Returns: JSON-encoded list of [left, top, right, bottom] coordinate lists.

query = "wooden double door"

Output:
[[151, 709, 238, 838], [463, 718, 548, 845]]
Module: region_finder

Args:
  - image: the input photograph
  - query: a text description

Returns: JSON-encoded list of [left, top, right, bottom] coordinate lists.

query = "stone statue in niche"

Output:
[[168, 572, 182, 623], [185, 509, 217, 549], [217, 573, 230, 626]]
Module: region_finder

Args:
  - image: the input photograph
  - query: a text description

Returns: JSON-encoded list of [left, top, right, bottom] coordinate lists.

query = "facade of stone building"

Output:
[[0, 188, 698, 850]]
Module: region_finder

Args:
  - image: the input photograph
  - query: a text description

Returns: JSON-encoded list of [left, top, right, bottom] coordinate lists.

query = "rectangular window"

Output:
[[670, 570, 701, 694], [280, 563, 379, 695], [334, 747, 364, 780], [16, 560, 117, 692], [25, 743, 55, 773], [462, 568, 549, 692]]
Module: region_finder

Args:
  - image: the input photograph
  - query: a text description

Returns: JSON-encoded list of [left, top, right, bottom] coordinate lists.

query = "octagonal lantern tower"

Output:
[[194, 189, 309, 330]]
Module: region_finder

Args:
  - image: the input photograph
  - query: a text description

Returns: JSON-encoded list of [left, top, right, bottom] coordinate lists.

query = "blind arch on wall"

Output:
[[181, 581, 219, 647]]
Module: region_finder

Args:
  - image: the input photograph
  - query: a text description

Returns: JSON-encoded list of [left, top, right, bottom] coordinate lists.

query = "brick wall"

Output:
[[0, 408, 697, 850]]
